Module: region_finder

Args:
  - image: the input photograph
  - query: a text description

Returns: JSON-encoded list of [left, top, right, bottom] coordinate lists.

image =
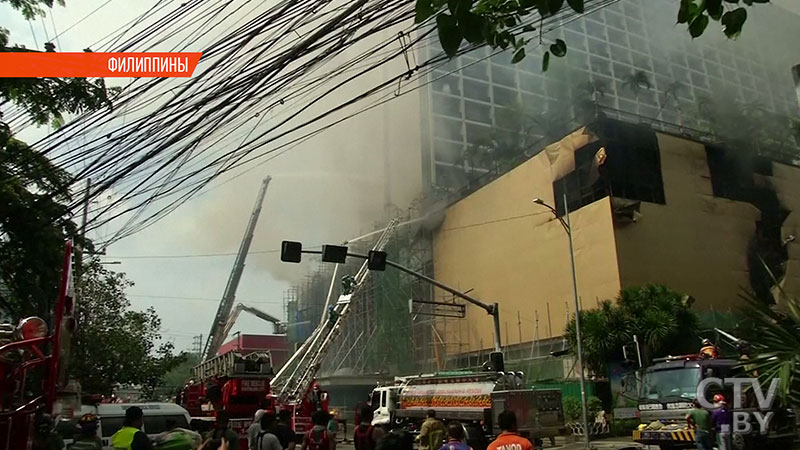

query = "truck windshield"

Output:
[[641, 367, 700, 401]]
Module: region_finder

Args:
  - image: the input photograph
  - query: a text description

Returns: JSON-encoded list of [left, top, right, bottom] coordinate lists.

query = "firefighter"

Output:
[[70, 414, 103, 450], [111, 406, 154, 450], [417, 410, 445, 450], [699, 339, 719, 359]]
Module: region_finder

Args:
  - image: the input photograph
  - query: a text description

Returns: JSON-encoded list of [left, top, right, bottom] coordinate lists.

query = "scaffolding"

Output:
[[283, 197, 459, 377]]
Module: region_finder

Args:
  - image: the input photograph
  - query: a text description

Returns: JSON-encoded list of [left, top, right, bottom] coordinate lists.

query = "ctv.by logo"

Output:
[[696, 377, 780, 434]]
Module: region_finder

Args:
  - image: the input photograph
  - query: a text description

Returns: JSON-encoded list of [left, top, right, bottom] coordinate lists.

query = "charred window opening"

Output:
[[706, 145, 790, 303], [705, 146, 762, 200], [553, 141, 607, 216], [553, 119, 665, 216]]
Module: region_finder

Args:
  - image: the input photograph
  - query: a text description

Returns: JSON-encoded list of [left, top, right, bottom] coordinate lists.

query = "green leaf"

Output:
[[689, 13, 709, 37], [677, 0, 692, 23], [437, 13, 463, 57], [459, 12, 486, 45], [415, 0, 435, 23], [706, 0, 723, 20], [542, 50, 550, 71], [547, 0, 565, 14], [512, 47, 526, 64], [566, 0, 584, 13], [535, 0, 549, 16], [722, 8, 748, 39], [550, 38, 567, 57], [447, 0, 472, 17]]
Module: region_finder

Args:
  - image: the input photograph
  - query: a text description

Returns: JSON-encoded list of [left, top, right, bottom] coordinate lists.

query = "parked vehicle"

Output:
[[59, 403, 192, 450], [371, 371, 565, 450]]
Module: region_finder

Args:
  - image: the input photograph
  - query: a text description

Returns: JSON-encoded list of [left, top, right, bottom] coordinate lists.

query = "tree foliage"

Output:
[[418, 0, 767, 68], [740, 290, 800, 405], [564, 284, 698, 375], [0, 122, 79, 319], [1, 27, 116, 127], [162, 352, 200, 392], [70, 259, 184, 398], [0, 0, 116, 321]]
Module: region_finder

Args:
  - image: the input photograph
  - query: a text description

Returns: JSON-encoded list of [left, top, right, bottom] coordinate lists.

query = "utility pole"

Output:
[[192, 335, 203, 356], [202, 176, 271, 361], [75, 178, 91, 297]]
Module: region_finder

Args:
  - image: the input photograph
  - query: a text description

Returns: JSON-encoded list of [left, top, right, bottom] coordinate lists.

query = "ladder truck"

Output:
[[177, 176, 274, 447], [0, 241, 80, 450], [221, 303, 287, 337], [269, 218, 399, 437]]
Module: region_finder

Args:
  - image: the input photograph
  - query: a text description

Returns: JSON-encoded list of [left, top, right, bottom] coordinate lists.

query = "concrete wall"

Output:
[[613, 133, 761, 311], [431, 147, 622, 356]]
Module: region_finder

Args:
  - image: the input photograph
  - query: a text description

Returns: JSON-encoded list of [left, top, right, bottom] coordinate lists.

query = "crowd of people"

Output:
[[48, 402, 537, 450]]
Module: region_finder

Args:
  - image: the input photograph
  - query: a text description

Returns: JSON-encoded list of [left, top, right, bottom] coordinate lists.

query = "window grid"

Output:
[[425, 0, 799, 188]]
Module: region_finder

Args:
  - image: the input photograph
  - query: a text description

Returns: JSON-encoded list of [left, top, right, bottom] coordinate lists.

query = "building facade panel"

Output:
[[432, 148, 621, 355]]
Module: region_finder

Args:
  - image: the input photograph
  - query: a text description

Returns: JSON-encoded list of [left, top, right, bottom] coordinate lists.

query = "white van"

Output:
[[59, 403, 191, 449]]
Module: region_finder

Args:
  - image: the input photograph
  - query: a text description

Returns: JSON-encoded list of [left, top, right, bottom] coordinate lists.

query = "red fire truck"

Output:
[[0, 241, 78, 449], [177, 351, 329, 447], [177, 349, 274, 447]]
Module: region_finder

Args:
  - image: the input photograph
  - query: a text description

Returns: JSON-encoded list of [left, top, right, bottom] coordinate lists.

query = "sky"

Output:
[[4, 0, 800, 354], [2, 0, 412, 353]]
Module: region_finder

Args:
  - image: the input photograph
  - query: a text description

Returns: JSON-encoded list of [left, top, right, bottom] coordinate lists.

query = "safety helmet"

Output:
[[713, 394, 725, 404], [78, 413, 99, 432]]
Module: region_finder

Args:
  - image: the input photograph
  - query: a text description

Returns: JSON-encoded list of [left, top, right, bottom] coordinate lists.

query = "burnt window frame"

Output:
[[553, 119, 666, 216]]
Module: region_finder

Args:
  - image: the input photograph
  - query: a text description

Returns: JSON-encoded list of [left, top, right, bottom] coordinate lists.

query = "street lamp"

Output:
[[532, 197, 591, 449]]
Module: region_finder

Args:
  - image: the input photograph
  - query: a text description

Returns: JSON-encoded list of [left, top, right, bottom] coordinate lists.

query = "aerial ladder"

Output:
[[221, 303, 287, 338], [270, 218, 399, 406], [202, 175, 272, 361]]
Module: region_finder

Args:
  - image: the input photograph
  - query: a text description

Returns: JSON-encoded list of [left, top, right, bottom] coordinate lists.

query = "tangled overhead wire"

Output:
[[3, 0, 618, 247]]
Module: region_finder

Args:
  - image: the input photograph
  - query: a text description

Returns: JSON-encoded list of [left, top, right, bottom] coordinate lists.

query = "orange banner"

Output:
[[0, 52, 202, 78]]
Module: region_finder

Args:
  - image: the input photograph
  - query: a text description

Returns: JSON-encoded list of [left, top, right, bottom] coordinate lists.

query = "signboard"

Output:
[[240, 379, 267, 393], [295, 416, 312, 433], [400, 380, 495, 410], [608, 362, 640, 419], [230, 418, 250, 437]]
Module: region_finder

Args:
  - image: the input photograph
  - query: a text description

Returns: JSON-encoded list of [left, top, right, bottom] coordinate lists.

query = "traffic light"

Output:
[[489, 351, 505, 372], [281, 241, 302, 263], [367, 250, 387, 271], [321, 244, 348, 263]]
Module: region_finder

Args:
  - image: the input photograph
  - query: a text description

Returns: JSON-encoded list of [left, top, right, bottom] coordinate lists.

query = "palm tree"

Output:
[[565, 284, 698, 375], [622, 70, 653, 98], [741, 290, 800, 405]]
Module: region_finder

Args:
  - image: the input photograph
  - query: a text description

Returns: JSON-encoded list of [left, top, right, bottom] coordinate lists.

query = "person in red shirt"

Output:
[[487, 411, 535, 450]]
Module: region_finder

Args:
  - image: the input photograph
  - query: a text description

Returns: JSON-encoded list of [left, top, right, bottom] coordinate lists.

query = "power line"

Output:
[[439, 211, 550, 232], [127, 293, 284, 304], [6, 0, 618, 248], [107, 249, 277, 259], [103, 244, 322, 259]]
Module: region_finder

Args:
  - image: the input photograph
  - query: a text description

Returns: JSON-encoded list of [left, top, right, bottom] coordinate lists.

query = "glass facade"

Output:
[[422, 0, 800, 190]]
